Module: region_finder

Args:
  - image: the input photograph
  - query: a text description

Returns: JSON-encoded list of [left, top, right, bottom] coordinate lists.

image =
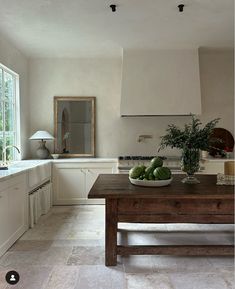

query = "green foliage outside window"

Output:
[[0, 67, 16, 161]]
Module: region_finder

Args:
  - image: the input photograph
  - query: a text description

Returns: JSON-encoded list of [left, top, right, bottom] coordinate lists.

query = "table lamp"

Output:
[[29, 131, 54, 159]]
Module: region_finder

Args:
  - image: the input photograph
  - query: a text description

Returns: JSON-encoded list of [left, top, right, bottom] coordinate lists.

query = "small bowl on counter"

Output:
[[51, 154, 60, 159]]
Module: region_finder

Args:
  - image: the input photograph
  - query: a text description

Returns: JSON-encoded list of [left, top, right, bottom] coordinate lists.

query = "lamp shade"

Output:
[[29, 130, 54, 140]]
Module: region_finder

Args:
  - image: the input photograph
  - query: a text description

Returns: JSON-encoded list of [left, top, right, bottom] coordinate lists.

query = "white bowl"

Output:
[[129, 177, 173, 187], [51, 154, 60, 159]]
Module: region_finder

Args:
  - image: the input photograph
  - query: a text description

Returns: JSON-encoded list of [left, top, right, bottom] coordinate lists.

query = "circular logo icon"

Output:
[[5, 270, 20, 285]]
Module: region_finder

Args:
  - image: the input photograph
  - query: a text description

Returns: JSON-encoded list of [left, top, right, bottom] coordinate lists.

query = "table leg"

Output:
[[105, 199, 118, 266]]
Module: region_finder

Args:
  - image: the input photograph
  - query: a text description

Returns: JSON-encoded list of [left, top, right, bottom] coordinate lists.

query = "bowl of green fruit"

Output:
[[129, 156, 172, 187]]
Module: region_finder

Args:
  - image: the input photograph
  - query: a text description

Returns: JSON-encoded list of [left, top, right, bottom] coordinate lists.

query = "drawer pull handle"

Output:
[[134, 202, 139, 209], [217, 201, 222, 209], [175, 201, 181, 208]]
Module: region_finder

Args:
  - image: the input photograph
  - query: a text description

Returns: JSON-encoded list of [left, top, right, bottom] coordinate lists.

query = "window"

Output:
[[0, 63, 20, 161]]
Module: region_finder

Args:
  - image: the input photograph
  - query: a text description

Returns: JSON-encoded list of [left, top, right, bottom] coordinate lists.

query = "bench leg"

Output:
[[105, 199, 117, 266]]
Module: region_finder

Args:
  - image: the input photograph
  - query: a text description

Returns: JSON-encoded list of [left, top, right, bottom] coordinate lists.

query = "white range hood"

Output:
[[120, 49, 202, 116]]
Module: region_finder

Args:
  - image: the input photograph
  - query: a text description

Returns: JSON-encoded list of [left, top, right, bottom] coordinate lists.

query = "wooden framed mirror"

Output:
[[54, 96, 96, 157]]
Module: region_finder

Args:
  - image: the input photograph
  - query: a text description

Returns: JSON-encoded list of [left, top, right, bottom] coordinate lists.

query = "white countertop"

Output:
[[52, 158, 118, 163], [202, 157, 235, 162], [0, 160, 51, 182], [0, 158, 118, 182]]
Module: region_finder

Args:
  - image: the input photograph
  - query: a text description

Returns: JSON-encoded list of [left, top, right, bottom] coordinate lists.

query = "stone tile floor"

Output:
[[0, 205, 234, 289]]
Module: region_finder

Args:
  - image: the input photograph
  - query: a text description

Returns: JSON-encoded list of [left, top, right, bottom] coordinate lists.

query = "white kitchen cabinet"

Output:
[[202, 159, 232, 174], [0, 173, 28, 257], [53, 166, 86, 204], [52, 161, 117, 205], [0, 189, 9, 250], [9, 184, 26, 236]]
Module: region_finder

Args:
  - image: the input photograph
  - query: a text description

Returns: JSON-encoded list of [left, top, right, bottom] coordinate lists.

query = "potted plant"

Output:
[[158, 115, 220, 184]]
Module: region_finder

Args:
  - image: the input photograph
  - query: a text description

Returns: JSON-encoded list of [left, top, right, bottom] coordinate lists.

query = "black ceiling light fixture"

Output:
[[110, 4, 117, 12], [178, 4, 185, 12]]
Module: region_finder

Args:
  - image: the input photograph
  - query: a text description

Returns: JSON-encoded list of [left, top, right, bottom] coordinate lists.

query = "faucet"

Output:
[[137, 135, 153, 143], [1, 145, 21, 167]]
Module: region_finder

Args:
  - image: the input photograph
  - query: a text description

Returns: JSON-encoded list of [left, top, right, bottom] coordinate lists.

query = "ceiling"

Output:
[[0, 0, 233, 58]]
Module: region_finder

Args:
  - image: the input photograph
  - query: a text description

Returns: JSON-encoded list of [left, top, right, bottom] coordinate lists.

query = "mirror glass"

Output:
[[54, 97, 95, 157]]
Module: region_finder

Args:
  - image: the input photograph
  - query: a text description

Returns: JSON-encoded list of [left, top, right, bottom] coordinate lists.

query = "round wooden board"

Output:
[[209, 128, 234, 156]]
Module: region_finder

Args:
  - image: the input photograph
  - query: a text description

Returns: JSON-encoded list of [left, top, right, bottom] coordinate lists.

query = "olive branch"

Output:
[[158, 114, 220, 152]]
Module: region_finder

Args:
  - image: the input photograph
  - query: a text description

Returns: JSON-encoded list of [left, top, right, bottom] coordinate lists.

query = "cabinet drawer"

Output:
[[118, 198, 234, 215], [0, 173, 27, 192]]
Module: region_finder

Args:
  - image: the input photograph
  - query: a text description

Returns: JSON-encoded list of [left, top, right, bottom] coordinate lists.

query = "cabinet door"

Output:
[[0, 189, 9, 254], [8, 182, 27, 240], [0, 180, 27, 257], [53, 167, 86, 205]]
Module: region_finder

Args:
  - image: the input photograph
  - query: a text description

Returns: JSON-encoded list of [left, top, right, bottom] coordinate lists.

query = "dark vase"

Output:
[[181, 148, 200, 184]]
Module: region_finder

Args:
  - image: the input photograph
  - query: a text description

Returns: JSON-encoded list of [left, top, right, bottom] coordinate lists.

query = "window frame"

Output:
[[0, 63, 21, 161]]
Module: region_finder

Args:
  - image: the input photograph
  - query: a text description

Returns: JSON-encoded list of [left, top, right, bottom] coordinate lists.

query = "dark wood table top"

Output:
[[88, 174, 234, 199]]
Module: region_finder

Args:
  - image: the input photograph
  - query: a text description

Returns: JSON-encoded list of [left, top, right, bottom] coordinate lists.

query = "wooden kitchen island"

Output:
[[88, 174, 234, 266]]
